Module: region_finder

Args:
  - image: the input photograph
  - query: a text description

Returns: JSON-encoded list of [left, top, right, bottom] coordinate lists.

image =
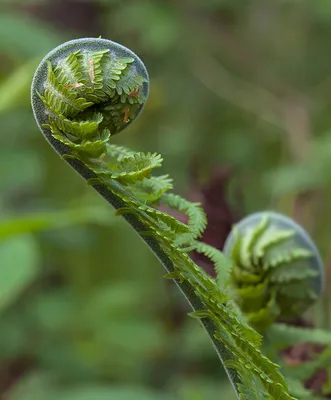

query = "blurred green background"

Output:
[[1, 0, 331, 398]]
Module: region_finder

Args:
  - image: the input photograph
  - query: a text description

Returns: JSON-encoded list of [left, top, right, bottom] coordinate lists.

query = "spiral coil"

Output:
[[223, 212, 324, 331]]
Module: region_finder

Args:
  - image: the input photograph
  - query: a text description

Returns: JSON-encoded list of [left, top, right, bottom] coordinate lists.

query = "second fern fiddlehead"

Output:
[[223, 212, 324, 331], [31, 38, 297, 400]]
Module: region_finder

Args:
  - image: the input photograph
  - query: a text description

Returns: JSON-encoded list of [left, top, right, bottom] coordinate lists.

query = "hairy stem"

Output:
[[30, 38, 240, 395], [46, 132, 240, 395], [31, 38, 297, 400]]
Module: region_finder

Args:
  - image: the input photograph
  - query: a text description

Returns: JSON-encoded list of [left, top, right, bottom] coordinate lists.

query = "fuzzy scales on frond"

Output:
[[33, 43, 298, 400]]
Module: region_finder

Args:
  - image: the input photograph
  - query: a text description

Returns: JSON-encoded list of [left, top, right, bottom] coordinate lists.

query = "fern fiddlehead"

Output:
[[31, 38, 297, 400], [223, 212, 324, 332]]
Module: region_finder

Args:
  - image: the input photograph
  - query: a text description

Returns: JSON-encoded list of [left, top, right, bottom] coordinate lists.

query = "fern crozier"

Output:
[[31, 38, 298, 400], [223, 211, 324, 331]]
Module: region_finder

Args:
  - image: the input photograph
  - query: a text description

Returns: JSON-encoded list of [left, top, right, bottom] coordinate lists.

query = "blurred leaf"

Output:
[[220, 129, 259, 167], [0, 12, 64, 59], [82, 283, 148, 319], [28, 289, 76, 333], [265, 163, 322, 196], [115, 3, 178, 53], [35, 338, 99, 381], [28, 282, 148, 334], [0, 59, 39, 113], [313, 0, 331, 20], [179, 319, 213, 359], [175, 378, 237, 400], [4, 371, 54, 400], [266, 132, 331, 196], [6, 376, 171, 400], [0, 235, 39, 313], [24, 286, 165, 381], [85, 318, 165, 356], [0, 207, 118, 240], [0, 110, 36, 146], [0, 308, 33, 357], [0, 149, 44, 193], [312, 132, 331, 166], [53, 386, 171, 400]]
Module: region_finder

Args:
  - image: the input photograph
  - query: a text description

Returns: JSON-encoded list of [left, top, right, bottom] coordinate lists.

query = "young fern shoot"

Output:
[[223, 212, 324, 332], [31, 37, 296, 400]]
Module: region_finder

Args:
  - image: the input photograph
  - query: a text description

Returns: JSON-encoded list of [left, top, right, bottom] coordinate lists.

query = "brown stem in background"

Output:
[[282, 95, 314, 227]]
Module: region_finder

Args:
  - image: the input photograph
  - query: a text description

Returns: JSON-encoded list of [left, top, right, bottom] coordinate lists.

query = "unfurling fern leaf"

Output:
[[223, 212, 324, 331], [193, 241, 232, 291], [31, 38, 297, 400]]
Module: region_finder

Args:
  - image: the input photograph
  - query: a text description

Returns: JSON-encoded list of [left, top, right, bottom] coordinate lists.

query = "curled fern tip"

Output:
[[31, 39, 300, 400], [223, 211, 324, 331], [31, 37, 149, 158]]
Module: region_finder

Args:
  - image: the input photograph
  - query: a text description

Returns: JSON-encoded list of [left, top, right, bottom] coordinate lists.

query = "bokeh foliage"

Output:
[[1, 0, 331, 398]]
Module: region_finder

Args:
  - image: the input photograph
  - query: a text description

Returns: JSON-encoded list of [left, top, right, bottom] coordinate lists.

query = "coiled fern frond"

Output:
[[223, 212, 324, 332], [31, 38, 297, 400]]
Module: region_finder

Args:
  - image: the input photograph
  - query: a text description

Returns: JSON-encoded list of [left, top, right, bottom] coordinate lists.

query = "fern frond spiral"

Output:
[[223, 212, 324, 331], [32, 38, 149, 159], [31, 38, 297, 400]]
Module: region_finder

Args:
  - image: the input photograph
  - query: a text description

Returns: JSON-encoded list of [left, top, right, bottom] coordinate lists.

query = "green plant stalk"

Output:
[[34, 113, 240, 396], [31, 38, 296, 399]]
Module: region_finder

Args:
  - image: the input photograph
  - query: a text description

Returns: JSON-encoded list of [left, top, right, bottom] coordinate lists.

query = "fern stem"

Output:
[[31, 37, 240, 397], [31, 38, 298, 400], [44, 138, 242, 394]]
